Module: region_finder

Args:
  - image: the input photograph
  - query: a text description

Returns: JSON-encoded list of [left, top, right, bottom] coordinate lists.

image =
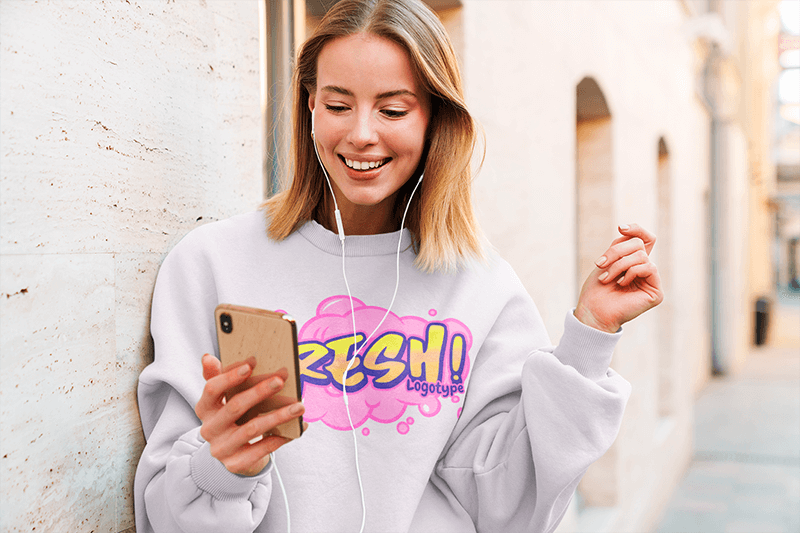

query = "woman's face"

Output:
[[309, 33, 431, 232]]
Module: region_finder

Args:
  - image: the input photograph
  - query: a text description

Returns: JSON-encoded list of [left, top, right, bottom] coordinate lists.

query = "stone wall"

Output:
[[0, 1, 262, 530]]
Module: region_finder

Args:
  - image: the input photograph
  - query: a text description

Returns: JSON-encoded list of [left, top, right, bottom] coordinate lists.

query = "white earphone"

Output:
[[273, 107, 423, 533]]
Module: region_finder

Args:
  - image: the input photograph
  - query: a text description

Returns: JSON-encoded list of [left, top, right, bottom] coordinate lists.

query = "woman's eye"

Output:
[[381, 109, 409, 118], [324, 104, 349, 113]]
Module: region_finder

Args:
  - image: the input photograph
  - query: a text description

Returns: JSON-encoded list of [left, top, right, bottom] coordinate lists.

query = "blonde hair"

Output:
[[264, 0, 484, 273]]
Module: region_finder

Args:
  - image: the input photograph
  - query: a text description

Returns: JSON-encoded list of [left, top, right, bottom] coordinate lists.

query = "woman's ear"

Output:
[[308, 93, 316, 114]]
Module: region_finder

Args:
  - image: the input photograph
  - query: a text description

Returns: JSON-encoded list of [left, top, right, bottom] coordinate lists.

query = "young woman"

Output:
[[134, 1, 662, 532]]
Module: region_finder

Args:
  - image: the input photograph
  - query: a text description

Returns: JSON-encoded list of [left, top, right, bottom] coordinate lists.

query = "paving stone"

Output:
[[654, 341, 800, 533]]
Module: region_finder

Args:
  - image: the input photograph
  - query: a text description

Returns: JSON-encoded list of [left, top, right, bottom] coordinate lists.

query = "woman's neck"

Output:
[[320, 190, 400, 236]]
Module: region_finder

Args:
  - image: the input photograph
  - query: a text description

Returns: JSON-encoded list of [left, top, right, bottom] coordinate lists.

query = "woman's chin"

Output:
[[339, 188, 394, 209]]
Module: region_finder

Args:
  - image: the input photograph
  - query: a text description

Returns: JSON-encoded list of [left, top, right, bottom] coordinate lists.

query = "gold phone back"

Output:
[[216, 304, 303, 439]]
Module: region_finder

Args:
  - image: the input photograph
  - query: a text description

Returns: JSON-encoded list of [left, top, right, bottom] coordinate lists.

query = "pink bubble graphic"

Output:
[[406, 417, 414, 425], [418, 402, 440, 417], [298, 296, 472, 432], [362, 428, 370, 437], [457, 407, 463, 418], [451, 395, 460, 403]]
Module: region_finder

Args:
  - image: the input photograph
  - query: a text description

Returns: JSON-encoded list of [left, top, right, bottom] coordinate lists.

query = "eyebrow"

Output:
[[321, 85, 418, 100]]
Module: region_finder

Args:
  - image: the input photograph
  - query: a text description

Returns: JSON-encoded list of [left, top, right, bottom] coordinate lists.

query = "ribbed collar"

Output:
[[298, 219, 413, 257]]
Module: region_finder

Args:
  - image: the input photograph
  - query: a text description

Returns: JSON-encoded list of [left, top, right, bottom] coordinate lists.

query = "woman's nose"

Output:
[[347, 111, 379, 147]]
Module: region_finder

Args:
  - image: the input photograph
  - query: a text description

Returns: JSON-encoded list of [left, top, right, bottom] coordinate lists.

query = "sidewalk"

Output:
[[654, 303, 800, 533]]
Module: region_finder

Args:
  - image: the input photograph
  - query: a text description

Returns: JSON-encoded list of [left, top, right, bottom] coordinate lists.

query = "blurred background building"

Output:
[[773, 0, 800, 345], [1, 1, 797, 532]]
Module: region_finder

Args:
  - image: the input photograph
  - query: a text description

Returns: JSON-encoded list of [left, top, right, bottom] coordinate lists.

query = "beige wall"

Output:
[[459, 1, 779, 530], [0, 1, 262, 531], [459, 0, 718, 530], [741, 1, 782, 345]]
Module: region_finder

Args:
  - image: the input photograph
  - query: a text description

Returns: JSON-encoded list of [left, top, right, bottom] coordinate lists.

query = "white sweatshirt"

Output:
[[134, 210, 631, 533]]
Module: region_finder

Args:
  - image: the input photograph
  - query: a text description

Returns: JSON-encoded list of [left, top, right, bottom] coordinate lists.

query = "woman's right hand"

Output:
[[194, 354, 305, 477]]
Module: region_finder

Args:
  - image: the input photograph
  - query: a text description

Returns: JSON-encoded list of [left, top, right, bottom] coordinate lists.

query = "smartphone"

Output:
[[215, 304, 304, 439]]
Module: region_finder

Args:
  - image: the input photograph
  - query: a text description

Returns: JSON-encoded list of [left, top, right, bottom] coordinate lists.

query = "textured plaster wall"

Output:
[[460, 1, 709, 531], [0, 1, 262, 531]]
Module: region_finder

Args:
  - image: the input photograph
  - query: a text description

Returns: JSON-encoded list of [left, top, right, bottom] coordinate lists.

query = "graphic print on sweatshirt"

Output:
[[296, 296, 472, 435]]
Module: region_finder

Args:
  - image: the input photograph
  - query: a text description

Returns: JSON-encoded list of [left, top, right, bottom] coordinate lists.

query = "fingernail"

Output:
[[617, 275, 625, 284], [619, 224, 630, 231], [595, 256, 608, 267], [238, 365, 250, 376], [270, 378, 283, 390], [598, 271, 609, 281], [289, 403, 304, 415]]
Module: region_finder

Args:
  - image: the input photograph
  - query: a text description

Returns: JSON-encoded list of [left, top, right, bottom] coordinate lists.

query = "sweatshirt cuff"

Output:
[[552, 309, 622, 381], [190, 441, 272, 501]]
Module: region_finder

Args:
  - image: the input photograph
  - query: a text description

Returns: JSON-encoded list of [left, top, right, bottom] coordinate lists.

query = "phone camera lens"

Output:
[[220, 313, 233, 334]]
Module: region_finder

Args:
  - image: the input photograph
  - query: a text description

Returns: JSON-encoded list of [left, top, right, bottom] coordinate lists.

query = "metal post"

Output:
[[705, 42, 725, 374], [264, 0, 296, 198]]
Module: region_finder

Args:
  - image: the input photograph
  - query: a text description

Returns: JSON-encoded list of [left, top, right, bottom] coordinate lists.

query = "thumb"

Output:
[[201, 353, 222, 381]]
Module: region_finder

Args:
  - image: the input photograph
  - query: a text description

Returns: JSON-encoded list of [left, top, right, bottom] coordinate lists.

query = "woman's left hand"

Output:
[[574, 224, 664, 333]]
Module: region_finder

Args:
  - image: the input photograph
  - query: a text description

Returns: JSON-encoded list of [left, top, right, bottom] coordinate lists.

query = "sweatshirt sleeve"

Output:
[[429, 284, 631, 533], [133, 228, 273, 533]]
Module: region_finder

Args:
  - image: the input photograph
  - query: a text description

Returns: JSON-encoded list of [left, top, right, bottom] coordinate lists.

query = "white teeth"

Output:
[[345, 158, 386, 170]]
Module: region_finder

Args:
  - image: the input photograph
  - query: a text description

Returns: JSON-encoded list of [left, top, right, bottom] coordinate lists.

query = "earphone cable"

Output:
[[340, 175, 421, 533], [313, 114, 366, 533], [312, 111, 423, 533], [354, 174, 423, 355], [340, 239, 367, 533]]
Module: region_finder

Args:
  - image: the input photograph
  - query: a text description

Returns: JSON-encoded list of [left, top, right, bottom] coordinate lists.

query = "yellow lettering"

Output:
[[298, 342, 329, 381], [408, 324, 446, 383], [325, 334, 366, 389], [363, 332, 406, 386]]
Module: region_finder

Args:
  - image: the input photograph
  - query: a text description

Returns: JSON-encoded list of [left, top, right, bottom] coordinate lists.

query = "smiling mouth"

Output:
[[339, 155, 391, 171]]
